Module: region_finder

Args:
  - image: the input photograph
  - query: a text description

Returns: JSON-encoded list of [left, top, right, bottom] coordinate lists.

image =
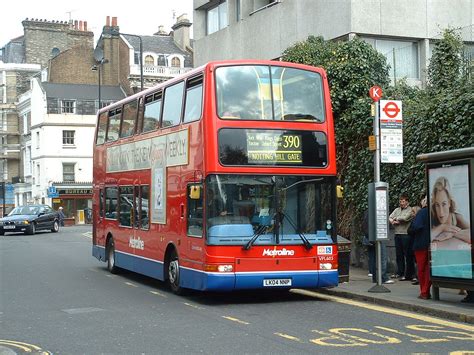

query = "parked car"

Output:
[[0, 204, 60, 235]]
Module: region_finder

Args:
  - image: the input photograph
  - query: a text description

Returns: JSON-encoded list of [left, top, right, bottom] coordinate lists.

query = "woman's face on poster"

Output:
[[434, 189, 450, 224]]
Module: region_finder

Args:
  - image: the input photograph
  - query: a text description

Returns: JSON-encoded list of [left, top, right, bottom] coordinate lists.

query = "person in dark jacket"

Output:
[[58, 207, 65, 227], [409, 196, 431, 299]]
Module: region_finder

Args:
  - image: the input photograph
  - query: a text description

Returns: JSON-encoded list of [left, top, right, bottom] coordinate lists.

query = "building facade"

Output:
[[96, 15, 194, 94], [16, 79, 125, 223], [193, 0, 474, 86], [0, 63, 41, 215], [1, 14, 194, 220]]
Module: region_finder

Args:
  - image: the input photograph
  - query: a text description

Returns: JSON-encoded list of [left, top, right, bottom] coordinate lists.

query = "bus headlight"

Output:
[[320, 263, 333, 270]]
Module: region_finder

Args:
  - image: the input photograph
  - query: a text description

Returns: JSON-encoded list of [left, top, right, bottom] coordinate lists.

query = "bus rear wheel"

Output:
[[168, 251, 184, 294], [107, 239, 119, 274]]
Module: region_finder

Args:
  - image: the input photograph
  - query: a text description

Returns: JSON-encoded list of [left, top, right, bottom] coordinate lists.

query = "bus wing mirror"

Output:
[[336, 185, 344, 199], [189, 185, 201, 200]]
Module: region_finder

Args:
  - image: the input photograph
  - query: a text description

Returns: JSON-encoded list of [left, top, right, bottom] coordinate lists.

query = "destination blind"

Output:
[[218, 128, 327, 167]]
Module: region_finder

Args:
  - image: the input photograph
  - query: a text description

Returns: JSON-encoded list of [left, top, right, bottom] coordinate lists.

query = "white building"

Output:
[[16, 78, 125, 221], [193, 0, 474, 86]]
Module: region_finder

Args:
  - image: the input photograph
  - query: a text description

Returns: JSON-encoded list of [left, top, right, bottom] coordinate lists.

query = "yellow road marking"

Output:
[[222, 316, 250, 325], [292, 289, 474, 332], [0, 340, 49, 353], [125, 282, 138, 287], [274, 333, 301, 342], [150, 290, 167, 298], [184, 302, 205, 310], [375, 326, 448, 343]]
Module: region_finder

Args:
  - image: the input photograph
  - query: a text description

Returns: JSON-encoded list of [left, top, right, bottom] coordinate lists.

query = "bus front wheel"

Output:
[[168, 251, 184, 294], [107, 239, 119, 274]]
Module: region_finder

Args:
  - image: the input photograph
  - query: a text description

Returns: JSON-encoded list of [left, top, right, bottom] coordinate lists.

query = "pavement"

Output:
[[319, 266, 474, 324]]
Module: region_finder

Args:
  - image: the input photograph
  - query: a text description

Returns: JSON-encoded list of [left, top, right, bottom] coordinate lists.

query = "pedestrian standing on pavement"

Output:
[[58, 207, 65, 227], [363, 209, 394, 284], [389, 193, 415, 281], [409, 197, 424, 285], [408, 195, 431, 299]]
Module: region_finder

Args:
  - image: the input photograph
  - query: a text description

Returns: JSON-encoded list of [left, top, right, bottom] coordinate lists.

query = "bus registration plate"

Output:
[[263, 278, 292, 287]]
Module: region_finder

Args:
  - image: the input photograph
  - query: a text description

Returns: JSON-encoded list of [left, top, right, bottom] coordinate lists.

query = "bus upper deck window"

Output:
[[143, 92, 162, 133], [120, 100, 138, 138], [106, 109, 121, 142]]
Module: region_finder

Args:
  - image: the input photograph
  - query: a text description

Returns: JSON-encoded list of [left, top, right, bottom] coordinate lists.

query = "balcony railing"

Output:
[[130, 65, 193, 78]]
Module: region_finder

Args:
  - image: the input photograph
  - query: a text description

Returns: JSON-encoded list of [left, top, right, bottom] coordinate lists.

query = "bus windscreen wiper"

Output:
[[278, 210, 313, 250], [243, 225, 267, 250]]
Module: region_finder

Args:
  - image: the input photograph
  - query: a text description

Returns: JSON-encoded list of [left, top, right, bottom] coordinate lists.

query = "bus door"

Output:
[[186, 183, 205, 267], [95, 187, 106, 247]]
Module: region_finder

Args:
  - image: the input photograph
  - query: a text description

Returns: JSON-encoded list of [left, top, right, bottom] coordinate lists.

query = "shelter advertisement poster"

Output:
[[428, 163, 472, 279]]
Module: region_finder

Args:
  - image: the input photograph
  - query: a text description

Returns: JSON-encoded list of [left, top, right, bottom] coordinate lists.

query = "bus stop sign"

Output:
[[369, 86, 382, 102]]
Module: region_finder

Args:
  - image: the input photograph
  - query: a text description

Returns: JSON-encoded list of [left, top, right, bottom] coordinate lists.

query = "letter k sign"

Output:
[[369, 86, 383, 102]]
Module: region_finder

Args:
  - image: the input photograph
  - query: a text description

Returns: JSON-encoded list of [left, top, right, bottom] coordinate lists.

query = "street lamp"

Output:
[[111, 29, 144, 91], [91, 58, 109, 110]]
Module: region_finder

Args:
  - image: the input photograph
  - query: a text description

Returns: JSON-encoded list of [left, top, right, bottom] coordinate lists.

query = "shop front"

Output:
[[51, 184, 92, 225]]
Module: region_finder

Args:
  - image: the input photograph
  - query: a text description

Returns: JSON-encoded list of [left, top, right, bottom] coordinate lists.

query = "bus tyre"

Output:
[[26, 223, 36, 235], [51, 220, 59, 233], [168, 252, 184, 295], [107, 239, 119, 274]]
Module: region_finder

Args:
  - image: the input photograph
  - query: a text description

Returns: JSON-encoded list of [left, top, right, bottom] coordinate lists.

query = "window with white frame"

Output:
[[63, 163, 75, 182], [36, 163, 40, 185], [61, 100, 76, 114], [368, 38, 419, 80], [207, 1, 228, 35], [171, 57, 181, 67], [62, 130, 75, 146], [145, 55, 154, 66], [36, 131, 40, 149], [23, 112, 30, 134], [25, 146, 31, 175], [157, 55, 166, 66]]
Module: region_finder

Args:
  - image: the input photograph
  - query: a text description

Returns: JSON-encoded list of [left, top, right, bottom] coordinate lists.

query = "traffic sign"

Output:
[[380, 100, 402, 121], [369, 86, 382, 102], [47, 186, 59, 198], [379, 100, 403, 163]]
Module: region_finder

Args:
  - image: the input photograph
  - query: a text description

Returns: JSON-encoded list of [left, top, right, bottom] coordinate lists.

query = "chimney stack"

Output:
[[171, 14, 192, 52]]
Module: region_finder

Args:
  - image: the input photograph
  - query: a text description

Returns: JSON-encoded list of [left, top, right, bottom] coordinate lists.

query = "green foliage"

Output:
[[282, 31, 473, 239], [428, 29, 464, 89]]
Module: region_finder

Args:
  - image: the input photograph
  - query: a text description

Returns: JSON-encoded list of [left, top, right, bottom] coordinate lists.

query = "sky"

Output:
[[0, 0, 194, 47]]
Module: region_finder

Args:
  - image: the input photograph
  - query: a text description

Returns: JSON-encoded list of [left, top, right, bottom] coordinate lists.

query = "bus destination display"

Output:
[[246, 131, 302, 164]]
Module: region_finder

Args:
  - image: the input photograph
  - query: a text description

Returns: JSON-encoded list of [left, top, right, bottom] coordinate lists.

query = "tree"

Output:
[[282, 30, 473, 239], [282, 36, 390, 236]]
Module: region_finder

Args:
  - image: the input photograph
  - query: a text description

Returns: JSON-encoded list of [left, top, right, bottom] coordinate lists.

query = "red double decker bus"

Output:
[[92, 60, 338, 294]]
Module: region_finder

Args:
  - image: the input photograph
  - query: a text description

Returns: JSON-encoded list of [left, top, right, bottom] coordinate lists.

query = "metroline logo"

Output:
[[262, 248, 295, 256]]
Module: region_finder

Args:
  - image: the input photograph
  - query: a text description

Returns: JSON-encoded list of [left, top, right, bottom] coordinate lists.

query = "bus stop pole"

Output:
[[374, 102, 382, 287], [369, 101, 390, 293]]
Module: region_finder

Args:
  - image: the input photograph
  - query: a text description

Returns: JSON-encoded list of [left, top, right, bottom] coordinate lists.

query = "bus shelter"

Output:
[[417, 147, 474, 300]]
